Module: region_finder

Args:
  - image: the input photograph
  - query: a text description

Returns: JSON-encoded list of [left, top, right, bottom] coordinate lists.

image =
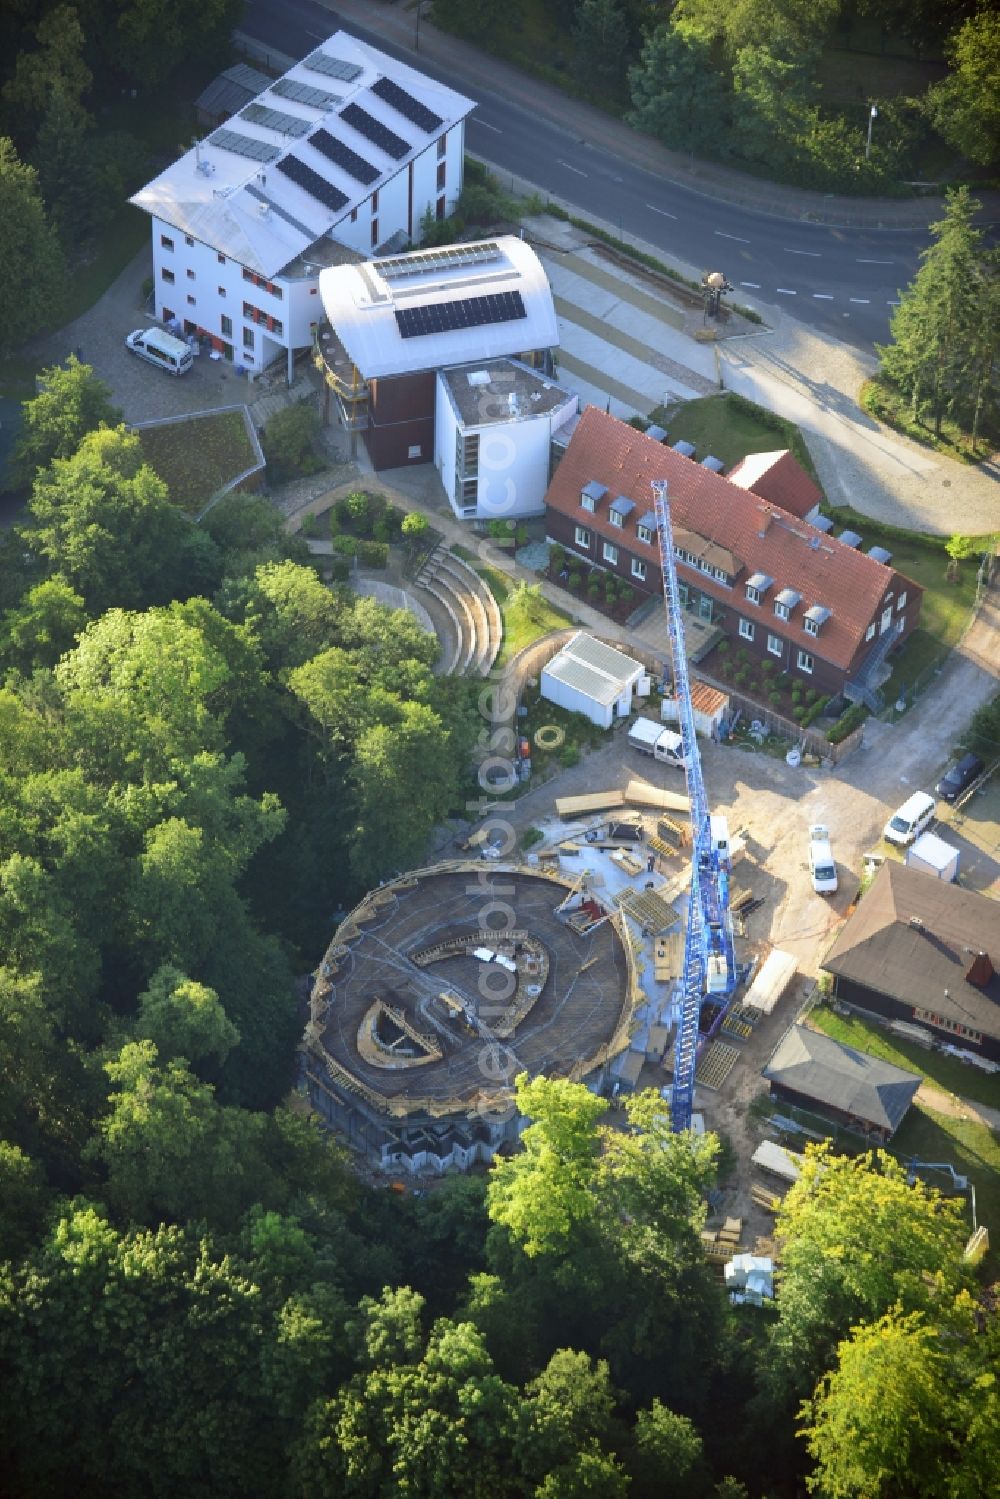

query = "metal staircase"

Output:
[[844, 619, 904, 712]]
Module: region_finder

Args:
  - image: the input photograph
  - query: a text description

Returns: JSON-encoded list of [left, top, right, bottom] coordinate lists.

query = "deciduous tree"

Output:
[[0, 138, 63, 355], [925, 11, 1000, 168]]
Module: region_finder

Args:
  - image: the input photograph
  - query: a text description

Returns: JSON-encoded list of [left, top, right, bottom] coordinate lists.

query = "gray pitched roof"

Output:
[[764, 1024, 920, 1133]]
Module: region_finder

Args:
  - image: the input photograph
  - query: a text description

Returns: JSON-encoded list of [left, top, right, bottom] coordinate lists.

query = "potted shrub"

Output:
[[588, 581, 602, 601], [568, 572, 582, 591]]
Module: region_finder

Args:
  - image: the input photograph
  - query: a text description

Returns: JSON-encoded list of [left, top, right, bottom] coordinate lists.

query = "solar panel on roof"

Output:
[[308, 127, 379, 185], [209, 128, 280, 163], [370, 75, 443, 132], [377, 242, 502, 280], [272, 77, 339, 110], [275, 154, 349, 213], [341, 102, 408, 160], [394, 290, 527, 339], [305, 49, 363, 83], [240, 103, 310, 137]]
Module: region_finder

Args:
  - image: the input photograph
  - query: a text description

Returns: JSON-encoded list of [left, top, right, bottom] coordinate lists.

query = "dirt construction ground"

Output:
[[479, 580, 1000, 1239]]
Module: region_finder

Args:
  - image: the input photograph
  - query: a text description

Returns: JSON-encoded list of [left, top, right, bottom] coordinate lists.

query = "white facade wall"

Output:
[[329, 126, 464, 257], [539, 670, 615, 730]]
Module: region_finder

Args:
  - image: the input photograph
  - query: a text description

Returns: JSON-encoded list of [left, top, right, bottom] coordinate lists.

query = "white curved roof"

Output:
[[318, 235, 558, 378]]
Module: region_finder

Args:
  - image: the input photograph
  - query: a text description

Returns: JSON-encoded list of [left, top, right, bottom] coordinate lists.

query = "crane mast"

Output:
[[651, 479, 738, 1131]]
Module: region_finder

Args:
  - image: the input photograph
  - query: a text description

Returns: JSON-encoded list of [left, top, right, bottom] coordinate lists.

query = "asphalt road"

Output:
[[241, 0, 936, 350]]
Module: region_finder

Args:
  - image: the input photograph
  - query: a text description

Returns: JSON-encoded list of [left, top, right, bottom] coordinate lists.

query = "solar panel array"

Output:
[[341, 102, 408, 160], [305, 50, 363, 83], [371, 75, 443, 132], [309, 127, 379, 185], [377, 242, 502, 281], [275, 154, 349, 213], [241, 103, 310, 137], [210, 128, 279, 163], [272, 77, 340, 110], [395, 290, 526, 339]]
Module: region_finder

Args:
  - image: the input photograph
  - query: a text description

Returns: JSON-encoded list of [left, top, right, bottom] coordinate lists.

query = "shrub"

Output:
[[344, 491, 370, 528], [550, 544, 566, 573], [401, 511, 429, 543], [805, 688, 817, 704], [328, 509, 340, 538], [521, 827, 544, 851], [761, 659, 775, 676], [372, 518, 390, 544], [331, 535, 357, 557], [620, 584, 634, 603], [716, 640, 730, 656], [488, 519, 516, 540], [627, 415, 650, 431], [262, 400, 323, 482], [382, 506, 403, 537], [588, 581, 601, 600], [301, 511, 322, 539], [827, 702, 868, 744], [559, 744, 581, 768], [735, 667, 748, 685], [568, 572, 582, 591], [769, 690, 782, 706], [357, 539, 388, 568], [604, 575, 617, 598], [515, 524, 529, 546], [329, 558, 350, 582]]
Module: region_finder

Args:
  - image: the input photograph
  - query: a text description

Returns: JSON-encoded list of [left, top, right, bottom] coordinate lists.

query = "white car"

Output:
[[808, 825, 838, 894]]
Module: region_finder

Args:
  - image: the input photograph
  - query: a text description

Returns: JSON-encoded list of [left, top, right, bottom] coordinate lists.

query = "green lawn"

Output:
[[809, 1007, 1000, 1112], [476, 566, 573, 666], [135, 410, 258, 515], [861, 378, 999, 466], [890, 1104, 1000, 1275], [650, 394, 821, 487]]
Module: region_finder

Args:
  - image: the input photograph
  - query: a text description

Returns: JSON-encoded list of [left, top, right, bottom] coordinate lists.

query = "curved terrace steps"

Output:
[[414, 544, 503, 679]]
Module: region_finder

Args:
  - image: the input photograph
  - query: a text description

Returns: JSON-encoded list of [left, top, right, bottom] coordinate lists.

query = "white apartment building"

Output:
[[130, 32, 474, 380]]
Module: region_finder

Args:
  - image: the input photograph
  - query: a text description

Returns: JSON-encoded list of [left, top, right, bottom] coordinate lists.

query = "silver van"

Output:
[[883, 791, 936, 847], [125, 327, 193, 376]]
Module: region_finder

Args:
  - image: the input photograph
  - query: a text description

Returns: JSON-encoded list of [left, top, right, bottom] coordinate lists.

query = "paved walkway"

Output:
[[323, 0, 999, 232]]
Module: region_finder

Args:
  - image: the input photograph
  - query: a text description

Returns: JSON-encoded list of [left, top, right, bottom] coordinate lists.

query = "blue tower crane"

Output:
[[651, 479, 738, 1132]]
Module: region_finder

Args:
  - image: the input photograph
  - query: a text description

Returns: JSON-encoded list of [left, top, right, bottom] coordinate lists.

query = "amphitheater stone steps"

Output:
[[414, 544, 503, 678]]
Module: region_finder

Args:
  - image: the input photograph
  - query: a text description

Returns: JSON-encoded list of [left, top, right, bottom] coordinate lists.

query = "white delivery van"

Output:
[[808, 824, 838, 894], [124, 327, 193, 376], [883, 790, 936, 847], [627, 717, 687, 768]]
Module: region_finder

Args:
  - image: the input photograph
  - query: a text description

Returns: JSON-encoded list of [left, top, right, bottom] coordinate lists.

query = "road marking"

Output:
[[849, 297, 871, 304], [856, 258, 893, 264], [646, 204, 677, 219], [887, 299, 900, 306], [812, 293, 834, 300], [715, 230, 750, 243], [740, 281, 761, 288], [475, 120, 502, 133], [784, 248, 821, 257], [557, 159, 588, 177], [613, 175, 623, 183], [775, 287, 797, 295]]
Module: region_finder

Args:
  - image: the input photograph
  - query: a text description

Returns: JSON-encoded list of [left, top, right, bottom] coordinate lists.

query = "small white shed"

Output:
[[541, 632, 645, 729], [744, 949, 798, 1015], [906, 831, 960, 883]]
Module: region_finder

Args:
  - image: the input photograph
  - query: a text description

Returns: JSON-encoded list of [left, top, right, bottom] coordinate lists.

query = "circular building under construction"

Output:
[[300, 863, 642, 1174]]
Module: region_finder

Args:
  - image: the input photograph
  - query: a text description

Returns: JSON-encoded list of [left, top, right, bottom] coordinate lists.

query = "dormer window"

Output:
[[609, 495, 635, 530], [637, 525, 653, 545], [746, 586, 760, 605], [803, 605, 830, 638], [610, 509, 623, 528], [774, 587, 801, 622], [637, 509, 655, 545], [745, 572, 773, 606], [580, 480, 607, 514]]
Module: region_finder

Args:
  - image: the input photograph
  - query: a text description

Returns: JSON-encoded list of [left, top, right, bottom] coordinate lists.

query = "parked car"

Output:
[[808, 825, 838, 894], [883, 791, 937, 847], [935, 753, 984, 803]]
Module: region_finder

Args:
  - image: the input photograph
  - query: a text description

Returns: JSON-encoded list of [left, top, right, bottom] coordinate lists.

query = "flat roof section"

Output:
[[440, 358, 574, 428]]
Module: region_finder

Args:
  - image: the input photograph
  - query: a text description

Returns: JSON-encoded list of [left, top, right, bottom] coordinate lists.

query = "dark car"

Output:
[[935, 753, 984, 802]]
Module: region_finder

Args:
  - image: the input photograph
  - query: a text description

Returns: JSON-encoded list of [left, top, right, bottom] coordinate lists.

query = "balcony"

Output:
[[312, 324, 368, 430]]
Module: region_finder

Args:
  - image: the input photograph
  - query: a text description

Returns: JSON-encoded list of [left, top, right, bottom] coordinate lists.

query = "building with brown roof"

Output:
[[544, 408, 922, 704], [763, 1023, 921, 1140], [822, 862, 1000, 1061], [726, 449, 823, 522]]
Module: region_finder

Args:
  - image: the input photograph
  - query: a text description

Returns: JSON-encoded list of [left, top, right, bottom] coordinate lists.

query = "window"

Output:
[[371, 219, 379, 248], [609, 509, 623, 528], [603, 542, 619, 564], [580, 492, 595, 513], [161, 268, 175, 284], [804, 617, 819, 637], [436, 195, 446, 221], [897, 591, 907, 610], [160, 234, 174, 251], [186, 269, 196, 280], [738, 618, 755, 642], [797, 650, 814, 674], [575, 526, 591, 549], [371, 190, 379, 214], [631, 559, 646, 582], [678, 582, 689, 607], [637, 524, 652, 545], [775, 601, 790, 621], [745, 584, 760, 605], [185, 235, 194, 247], [713, 568, 729, 584], [217, 252, 225, 265], [436, 161, 446, 191], [865, 622, 876, 642], [221, 314, 233, 338], [218, 286, 226, 298], [437, 135, 447, 160], [243, 327, 254, 350], [767, 633, 782, 657], [186, 294, 196, 305], [351, 208, 358, 223]]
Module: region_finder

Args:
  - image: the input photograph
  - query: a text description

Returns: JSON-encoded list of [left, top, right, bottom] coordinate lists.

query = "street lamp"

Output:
[[865, 104, 878, 162]]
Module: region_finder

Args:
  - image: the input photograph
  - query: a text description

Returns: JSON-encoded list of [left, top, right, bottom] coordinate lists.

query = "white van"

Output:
[[808, 825, 838, 894], [125, 327, 193, 376], [883, 791, 936, 847]]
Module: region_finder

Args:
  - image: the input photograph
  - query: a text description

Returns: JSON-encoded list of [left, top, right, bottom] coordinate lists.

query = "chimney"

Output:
[[966, 951, 995, 988], [758, 505, 772, 538]]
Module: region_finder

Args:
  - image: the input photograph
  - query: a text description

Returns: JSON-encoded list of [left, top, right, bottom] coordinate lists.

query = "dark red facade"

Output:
[[365, 371, 436, 471]]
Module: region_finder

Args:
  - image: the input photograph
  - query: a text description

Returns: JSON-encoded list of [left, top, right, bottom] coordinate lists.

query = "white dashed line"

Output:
[[646, 204, 677, 219], [557, 160, 588, 176], [475, 120, 502, 133], [887, 299, 900, 306], [849, 297, 871, 305], [715, 231, 750, 243], [856, 258, 892, 264], [775, 287, 797, 295], [740, 281, 761, 289], [784, 248, 821, 257], [812, 293, 834, 300]]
